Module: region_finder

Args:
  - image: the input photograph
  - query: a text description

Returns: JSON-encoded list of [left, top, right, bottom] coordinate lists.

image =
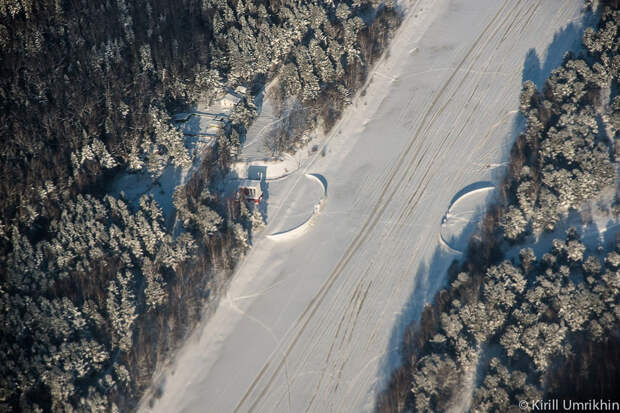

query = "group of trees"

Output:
[[501, 61, 615, 238], [0, 0, 400, 231], [1, 139, 256, 411], [407, 236, 617, 412], [267, 2, 400, 153], [2, 192, 190, 411], [0, 0, 403, 411], [377, 3, 619, 412]]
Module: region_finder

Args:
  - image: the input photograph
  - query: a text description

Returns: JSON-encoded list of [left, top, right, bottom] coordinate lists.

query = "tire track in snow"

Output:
[[235, 2, 516, 411], [398, 0, 528, 197], [338, 0, 529, 398], [293, 1, 526, 408], [386, 0, 523, 239], [262, 0, 551, 408], [338, 2, 581, 409], [519, 1, 542, 35], [397, 0, 512, 124], [313, 2, 538, 408], [374, 0, 529, 306], [346, 6, 544, 397], [303, 278, 370, 413], [391, 1, 519, 238]]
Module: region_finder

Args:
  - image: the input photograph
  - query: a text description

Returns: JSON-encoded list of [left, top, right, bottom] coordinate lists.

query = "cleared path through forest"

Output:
[[142, 1, 591, 412]]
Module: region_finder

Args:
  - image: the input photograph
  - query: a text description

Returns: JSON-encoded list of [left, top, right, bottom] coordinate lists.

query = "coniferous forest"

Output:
[[376, 3, 620, 412], [0, 0, 401, 411], [3, 0, 619, 411]]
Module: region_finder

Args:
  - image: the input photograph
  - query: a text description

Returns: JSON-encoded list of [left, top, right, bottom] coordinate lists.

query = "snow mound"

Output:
[[266, 173, 327, 242], [440, 183, 496, 253], [305, 173, 328, 197]]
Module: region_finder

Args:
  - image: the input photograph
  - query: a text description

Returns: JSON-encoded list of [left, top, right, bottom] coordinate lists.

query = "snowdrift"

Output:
[[439, 183, 495, 253], [266, 173, 327, 242]]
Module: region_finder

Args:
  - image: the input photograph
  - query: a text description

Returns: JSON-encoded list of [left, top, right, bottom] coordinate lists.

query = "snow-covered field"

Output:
[[141, 1, 593, 412]]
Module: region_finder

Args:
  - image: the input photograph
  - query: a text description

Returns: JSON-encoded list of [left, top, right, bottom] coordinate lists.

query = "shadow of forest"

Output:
[[374, 7, 599, 408]]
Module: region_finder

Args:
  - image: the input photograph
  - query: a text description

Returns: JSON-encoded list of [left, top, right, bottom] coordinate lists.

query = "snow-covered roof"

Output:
[[219, 93, 241, 108]]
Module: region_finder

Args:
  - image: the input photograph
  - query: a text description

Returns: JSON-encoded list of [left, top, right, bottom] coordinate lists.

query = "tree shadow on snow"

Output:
[[379, 203, 485, 385], [522, 8, 598, 90], [258, 180, 270, 222]]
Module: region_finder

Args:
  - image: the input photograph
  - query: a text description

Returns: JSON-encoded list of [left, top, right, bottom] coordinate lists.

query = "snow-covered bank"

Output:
[[142, 1, 593, 412], [440, 183, 496, 253], [266, 174, 327, 242]]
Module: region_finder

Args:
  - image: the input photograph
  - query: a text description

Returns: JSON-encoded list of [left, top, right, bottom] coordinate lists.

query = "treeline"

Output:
[[0, 0, 402, 411], [265, 3, 400, 153], [376, 4, 619, 412], [0, 0, 400, 232], [0, 144, 254, 412]]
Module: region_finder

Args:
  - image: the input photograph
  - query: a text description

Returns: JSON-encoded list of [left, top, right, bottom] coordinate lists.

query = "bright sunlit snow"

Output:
[[141, 1, 594, 412]]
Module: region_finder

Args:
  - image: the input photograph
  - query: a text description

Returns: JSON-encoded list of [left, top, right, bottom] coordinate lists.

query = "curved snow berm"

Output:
[[439, 182, 496, 254], [143, 2, 593, 413], [266, 173, 327, 242]]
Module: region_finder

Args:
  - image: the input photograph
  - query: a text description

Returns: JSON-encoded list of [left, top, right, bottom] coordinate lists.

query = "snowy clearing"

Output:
[[141, 1, 593, 412], [109, 99, 235, 220]]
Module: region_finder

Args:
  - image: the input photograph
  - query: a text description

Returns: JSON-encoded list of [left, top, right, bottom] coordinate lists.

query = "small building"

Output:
[[219, 93, 241, 109], [234, 85, 247, 95], [238, 180, 263, 204]]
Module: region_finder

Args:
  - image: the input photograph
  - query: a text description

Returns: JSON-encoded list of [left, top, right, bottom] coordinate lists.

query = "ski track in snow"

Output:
[[141, 1, 591, 412]]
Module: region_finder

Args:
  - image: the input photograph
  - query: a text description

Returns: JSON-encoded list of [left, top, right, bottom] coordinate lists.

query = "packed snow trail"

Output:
[[142, 1, 591, 412]]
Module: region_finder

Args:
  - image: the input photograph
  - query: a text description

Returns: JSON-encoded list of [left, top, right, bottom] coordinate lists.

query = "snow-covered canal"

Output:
[[144, 1, 591, 412]]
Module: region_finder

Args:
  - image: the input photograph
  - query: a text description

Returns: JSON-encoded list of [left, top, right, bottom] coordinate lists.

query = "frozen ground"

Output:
[[141, 1, 594, 412]]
